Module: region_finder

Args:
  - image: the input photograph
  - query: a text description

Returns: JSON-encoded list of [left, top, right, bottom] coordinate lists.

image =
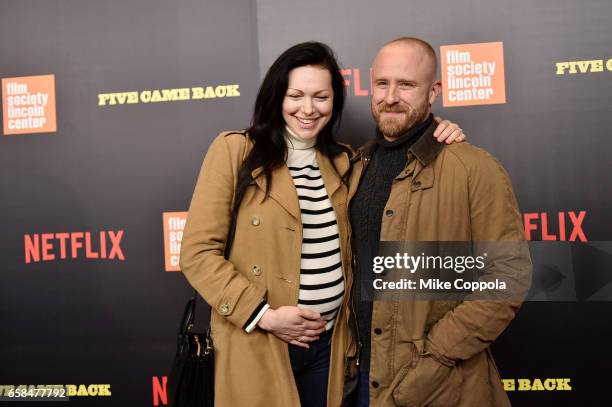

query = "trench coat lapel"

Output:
[[250, 150, 349, 220], [251, 165, 301, 220], [317, 150, 349, 201]]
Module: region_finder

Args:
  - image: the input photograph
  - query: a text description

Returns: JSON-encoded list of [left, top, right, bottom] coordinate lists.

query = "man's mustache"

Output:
[[378, 104, 408, 113]]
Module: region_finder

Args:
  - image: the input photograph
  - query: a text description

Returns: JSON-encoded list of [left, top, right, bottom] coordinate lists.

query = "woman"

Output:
[[179, 42, 464, 407]]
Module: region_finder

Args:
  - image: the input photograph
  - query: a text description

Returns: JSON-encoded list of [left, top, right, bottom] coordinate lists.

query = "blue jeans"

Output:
[[355, 369, 370, 407], [289, 328, 333, 407]]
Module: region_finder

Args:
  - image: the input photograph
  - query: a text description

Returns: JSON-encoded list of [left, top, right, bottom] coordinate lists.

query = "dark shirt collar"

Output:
[[376, 114, 434, 149]]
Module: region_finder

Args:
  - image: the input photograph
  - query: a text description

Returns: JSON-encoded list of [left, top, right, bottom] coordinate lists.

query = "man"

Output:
[[347, 37, 532, 406]]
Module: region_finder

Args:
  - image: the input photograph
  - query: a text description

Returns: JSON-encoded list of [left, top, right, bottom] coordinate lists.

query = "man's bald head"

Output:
[[374, 37, 438, 82]]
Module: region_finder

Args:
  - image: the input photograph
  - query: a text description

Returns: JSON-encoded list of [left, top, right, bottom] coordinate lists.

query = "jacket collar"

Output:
[[409, 119, 444, 167], [250, 147, 350, 220], [356, 139, 377, 162], [317, 149, 350, 200], [251, 165, 300, 220], [356, 118, 443, 167]]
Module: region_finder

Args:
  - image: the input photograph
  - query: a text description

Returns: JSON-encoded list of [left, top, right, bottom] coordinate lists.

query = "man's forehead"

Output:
[[373, 43, 434, 78]]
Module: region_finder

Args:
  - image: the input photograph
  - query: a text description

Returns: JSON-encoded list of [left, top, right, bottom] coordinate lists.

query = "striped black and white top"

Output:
[[243, 128, 345, 333], [286, 129, 345, 331]]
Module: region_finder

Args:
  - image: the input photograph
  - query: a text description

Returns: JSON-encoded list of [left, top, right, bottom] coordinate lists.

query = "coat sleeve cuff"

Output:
[[244, 301, 270, 333], [215, 280, 267, 329], [425, 338, 457, 367]]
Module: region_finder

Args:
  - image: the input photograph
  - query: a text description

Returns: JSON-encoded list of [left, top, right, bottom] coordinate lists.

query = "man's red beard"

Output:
[[371, 102, 429, 139]]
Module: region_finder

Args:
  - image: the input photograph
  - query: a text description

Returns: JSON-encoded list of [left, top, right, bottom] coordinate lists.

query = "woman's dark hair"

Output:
[[233, 41, 351, 208]]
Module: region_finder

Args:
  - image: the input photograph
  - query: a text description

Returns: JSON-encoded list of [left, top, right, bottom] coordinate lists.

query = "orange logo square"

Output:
[[2, 74, 57, 135], [440, 42, 506, 107], [163, 212, 187, 272]]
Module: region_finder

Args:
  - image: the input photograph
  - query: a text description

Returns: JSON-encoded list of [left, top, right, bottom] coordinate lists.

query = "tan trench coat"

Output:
[[180, 131, 353, 407], [347, 121, 532, 406]]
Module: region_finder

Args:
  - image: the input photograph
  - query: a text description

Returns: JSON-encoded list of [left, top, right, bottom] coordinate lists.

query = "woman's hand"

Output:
[[433, 116, 466, 144], [257, 306, 327, 349]]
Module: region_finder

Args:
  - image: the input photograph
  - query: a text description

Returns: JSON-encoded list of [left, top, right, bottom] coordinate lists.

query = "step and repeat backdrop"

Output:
[[1, 0, 611, 405]]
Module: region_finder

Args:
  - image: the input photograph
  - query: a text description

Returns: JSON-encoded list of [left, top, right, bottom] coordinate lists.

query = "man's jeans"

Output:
[[355, 369, 370, 407]]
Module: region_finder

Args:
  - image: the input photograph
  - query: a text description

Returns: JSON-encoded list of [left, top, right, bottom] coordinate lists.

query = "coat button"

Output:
[[252, 265, 262, 276], [220, 304, 230, 314], [413, 180, 422, 189], [251, 216, 261, 226], [374, 328, 382, 335], [385, 209, 394, 217], [372, 381, 379, 388]]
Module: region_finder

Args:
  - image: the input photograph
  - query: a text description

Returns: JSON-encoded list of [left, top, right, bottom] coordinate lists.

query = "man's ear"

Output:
[[429, 80, 442, 105]]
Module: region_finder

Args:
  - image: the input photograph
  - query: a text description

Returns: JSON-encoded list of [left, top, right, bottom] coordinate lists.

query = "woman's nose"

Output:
[[301, 98, 315, 115]]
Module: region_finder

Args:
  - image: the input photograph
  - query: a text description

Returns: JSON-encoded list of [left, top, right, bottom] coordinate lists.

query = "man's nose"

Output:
[[385, 85, 399, 105]]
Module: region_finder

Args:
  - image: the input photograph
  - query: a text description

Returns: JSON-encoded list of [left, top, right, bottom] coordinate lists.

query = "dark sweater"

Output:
[[349, 114, 433, 370]]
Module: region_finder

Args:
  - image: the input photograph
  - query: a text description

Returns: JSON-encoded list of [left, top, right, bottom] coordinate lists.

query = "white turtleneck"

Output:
[[285, 127, 345, 331], [285, 125, 317, 150]]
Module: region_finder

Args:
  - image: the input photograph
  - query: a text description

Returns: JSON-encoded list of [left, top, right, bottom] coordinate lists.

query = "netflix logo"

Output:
[[341, 68, 370, 97], [152, 376, 168, 406], [24, 230, 125, 264], [523, 211, 587, 242]]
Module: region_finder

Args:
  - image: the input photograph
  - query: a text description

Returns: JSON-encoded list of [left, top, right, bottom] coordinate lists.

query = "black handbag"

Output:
[[167, 295, 215, 407], [168, 169, 246, 407]]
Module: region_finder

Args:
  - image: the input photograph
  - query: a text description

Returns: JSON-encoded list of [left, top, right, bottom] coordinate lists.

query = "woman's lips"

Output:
[[294, 116, 319, 129]]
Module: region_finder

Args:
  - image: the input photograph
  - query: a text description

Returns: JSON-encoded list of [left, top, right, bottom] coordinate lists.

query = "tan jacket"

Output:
[[180, 131, 353, 406], [347, 122, 532, 406]]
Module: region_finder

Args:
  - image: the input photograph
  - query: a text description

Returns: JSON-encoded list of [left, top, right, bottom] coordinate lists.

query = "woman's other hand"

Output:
[[433, 116, 466, 144], [257, 306, 327, 349]]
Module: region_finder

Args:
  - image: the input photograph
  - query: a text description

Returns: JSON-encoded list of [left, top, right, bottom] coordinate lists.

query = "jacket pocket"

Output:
[[392, 356, 463, 407]]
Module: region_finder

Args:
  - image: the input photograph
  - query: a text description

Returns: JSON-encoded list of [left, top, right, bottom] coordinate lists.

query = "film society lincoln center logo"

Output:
[[440, 42, 506, 107], [2, 74, 57, 135], [163, 212, 187, 272]]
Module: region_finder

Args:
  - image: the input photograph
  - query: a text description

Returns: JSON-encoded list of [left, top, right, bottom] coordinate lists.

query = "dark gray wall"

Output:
[[1, 1, 259, 405]]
